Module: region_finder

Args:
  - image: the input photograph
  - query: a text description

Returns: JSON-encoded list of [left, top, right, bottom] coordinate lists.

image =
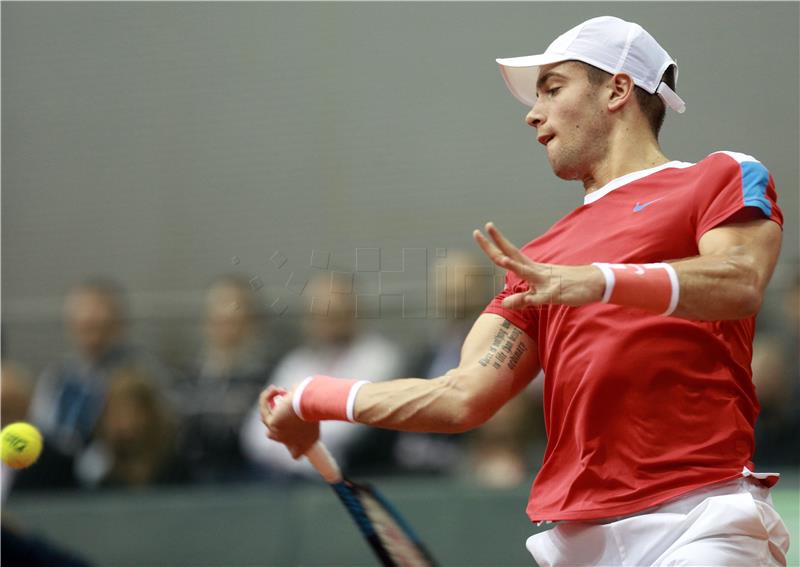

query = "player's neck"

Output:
[[582, 129, 669, 195]]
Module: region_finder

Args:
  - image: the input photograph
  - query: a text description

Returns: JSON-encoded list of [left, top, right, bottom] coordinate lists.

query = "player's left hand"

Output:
[[474, 222, 605, 308], [260, 385, 320, 459]]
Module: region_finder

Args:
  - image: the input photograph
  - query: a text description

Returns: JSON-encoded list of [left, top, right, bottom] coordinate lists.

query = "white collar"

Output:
[[583, 161, 694, 205]]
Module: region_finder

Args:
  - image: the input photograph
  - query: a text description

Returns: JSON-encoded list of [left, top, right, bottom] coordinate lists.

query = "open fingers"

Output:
[[485, 222, 529, 264], [474, 228, 539, 282], [473, 229, 526, 274], [473, 229, 505, 266]]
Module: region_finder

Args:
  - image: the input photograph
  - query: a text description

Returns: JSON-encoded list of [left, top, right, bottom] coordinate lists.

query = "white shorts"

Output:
[[526, 478, 790, 566]]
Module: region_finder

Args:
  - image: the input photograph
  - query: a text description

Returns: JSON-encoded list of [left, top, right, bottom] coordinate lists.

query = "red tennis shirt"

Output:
[[484, 151, 784, 522]]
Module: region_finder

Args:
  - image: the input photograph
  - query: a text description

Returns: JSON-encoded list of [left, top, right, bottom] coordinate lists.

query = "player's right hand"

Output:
[[259, 385, 320, 459]]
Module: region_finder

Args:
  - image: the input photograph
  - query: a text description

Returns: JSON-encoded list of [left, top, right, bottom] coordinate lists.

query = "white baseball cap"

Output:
[[496, 16, 686, 114]]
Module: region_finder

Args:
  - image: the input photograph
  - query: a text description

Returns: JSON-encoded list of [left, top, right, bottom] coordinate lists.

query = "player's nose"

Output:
[[526, 105, 544, 128]]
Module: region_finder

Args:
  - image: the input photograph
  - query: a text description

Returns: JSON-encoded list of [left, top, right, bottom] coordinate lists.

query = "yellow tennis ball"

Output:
[[1, 422, 43, 469]]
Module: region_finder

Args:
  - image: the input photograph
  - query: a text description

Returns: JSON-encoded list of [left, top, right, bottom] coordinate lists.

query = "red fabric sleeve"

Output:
[[482, 273, 540, 341], [694, 153, 783, 242]]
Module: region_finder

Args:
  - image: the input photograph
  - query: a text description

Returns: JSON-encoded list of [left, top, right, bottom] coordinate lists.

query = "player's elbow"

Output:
[[439, 374, 495, 433], [446, 409, 484, 434], [735, 286, 763, 318], [448, 404, 484, 434]]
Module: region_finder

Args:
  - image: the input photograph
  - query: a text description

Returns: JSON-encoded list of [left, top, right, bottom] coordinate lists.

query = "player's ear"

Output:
[[607, 73, 635, 112]]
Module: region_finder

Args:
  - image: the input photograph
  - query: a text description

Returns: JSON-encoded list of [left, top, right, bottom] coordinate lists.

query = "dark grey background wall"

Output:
[[3, 2, 798, 371]]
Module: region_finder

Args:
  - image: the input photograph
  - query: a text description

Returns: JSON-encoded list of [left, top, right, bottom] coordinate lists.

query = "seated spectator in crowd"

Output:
[[752, 264, 800, 468], [466, 383, 542, 488], [172, 275, 280, 483], [29, 278, 167, 461], [75, 368, 189, 488], [2, 360, 33, 497], [1, 359, 79, 495], [1, 360, 33, 427], [241, 272, 402, 478], [1, 360, 91, 564], [392, 252, 500, 475]]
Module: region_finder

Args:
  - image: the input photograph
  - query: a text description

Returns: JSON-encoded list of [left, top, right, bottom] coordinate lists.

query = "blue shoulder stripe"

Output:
[[740, 160, 772, 217]]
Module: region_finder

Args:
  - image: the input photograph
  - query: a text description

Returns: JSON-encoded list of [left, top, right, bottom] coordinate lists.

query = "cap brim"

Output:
[[496, 53, 569, 107]]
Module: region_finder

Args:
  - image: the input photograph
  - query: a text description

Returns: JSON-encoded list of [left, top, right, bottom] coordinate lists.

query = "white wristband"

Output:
[[592, 262, 616, 304], [346, 380, 370, 423], [661, 263, 680, 316], [591, 262, 679, 316], [291, 376, 315, 421]]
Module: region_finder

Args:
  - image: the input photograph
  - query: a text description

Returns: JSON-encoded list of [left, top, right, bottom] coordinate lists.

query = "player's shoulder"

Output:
[[699, 150, 769, 171], [678, 151, 772, 190]]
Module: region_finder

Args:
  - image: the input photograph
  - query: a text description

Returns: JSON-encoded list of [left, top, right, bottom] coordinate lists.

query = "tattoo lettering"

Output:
[[508, 342, 527, 370], [478, 320, 528, 370]]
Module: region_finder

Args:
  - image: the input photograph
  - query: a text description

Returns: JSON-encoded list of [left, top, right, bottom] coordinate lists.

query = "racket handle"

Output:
[[306, 442, 343, 484]]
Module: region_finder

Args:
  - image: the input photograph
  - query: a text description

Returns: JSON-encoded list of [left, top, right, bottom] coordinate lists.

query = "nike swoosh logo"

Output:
[[633, 198, 664, 212]]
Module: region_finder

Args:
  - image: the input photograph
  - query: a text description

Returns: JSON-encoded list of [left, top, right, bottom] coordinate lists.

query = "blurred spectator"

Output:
[[2, 360, 77, 496], [1, 361, 34, 425], [2, 361, 36, 498], [393, 252, 511, 475], [30, 278, 166, 456], [2, 359, 91, 564], [466, 384, 541, 488], [172, 275, 280, 482], [75, 368, 189, 488], [241, 272, 402, 478], [752, 264, 800, 467]]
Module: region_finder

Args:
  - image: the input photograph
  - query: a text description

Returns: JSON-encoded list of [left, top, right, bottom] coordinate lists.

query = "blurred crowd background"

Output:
[[1, 254, 549, 496], [2, 256, 798, 499], [2, 3, 798, 565]]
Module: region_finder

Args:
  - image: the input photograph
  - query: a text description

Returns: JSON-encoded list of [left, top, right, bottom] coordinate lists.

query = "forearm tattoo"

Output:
[[478, 320, 528, 370]]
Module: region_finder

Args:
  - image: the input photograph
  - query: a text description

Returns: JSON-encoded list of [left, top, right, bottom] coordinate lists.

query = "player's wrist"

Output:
[[586, 264, 607, 303], [592, 262, 680, 315], [292, 375, 371, 422]]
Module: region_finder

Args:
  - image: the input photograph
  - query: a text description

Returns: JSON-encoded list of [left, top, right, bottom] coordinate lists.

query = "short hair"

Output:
[[581, 62, 676, 138], [207, 273, 264, 319], [69, 277, 128, 321]]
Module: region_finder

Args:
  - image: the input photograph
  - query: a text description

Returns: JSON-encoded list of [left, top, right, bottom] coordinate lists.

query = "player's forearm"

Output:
[[478, 218, 781, 322], [284, 315, 539, 434], [352, 373, 486, 434], [667, 219, 781, 320], [354, 318, 539, 433], [667, 250, 772, 320], [591, 250, 774, 321]]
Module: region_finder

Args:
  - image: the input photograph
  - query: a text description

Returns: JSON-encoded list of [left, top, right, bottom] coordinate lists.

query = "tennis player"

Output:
[[262, 16, 790, 566]]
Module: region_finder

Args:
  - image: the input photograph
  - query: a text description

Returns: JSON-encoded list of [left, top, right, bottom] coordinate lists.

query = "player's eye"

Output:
[[547, 87, 561, 97]]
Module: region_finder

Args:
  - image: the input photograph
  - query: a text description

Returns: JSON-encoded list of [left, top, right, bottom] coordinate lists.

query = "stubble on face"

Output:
[[537, 62, 610, 182]]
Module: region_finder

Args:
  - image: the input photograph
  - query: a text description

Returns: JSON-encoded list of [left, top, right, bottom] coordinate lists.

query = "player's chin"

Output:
[[550, 160, 581, 181]]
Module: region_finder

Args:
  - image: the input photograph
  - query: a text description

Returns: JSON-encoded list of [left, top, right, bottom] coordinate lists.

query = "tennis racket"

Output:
[[269, 395, 438, 567]]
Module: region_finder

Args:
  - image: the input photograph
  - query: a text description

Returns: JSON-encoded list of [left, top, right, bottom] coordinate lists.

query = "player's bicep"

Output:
[[447, 313, 540, 424]]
